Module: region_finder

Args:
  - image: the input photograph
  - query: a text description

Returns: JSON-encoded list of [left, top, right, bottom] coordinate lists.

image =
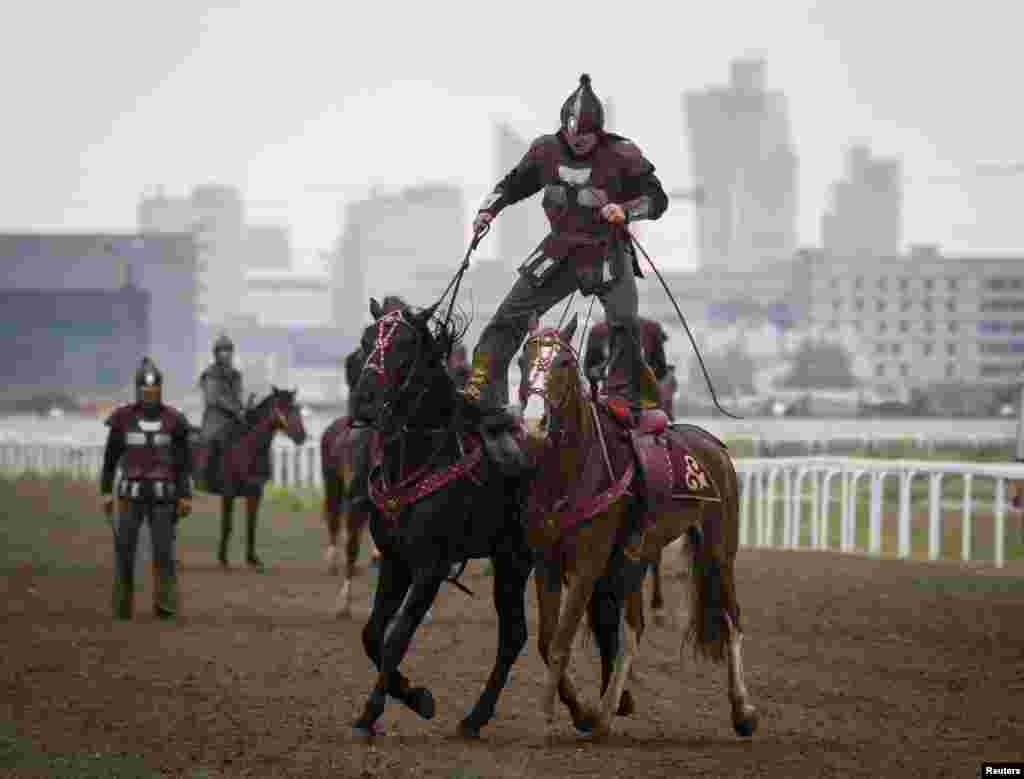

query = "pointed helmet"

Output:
[[560, 73, 605, 136]]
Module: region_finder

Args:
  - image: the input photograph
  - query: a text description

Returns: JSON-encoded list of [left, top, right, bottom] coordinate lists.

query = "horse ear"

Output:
[[560, 312, 579, 343], [527, 312, 540, 334], [369, 298, 383, 320], [270, 384, 278, 394]]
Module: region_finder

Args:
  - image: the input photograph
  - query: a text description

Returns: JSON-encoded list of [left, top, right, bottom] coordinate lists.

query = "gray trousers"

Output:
[[112, 500, 178, 619], [472, 245, 647, 408]]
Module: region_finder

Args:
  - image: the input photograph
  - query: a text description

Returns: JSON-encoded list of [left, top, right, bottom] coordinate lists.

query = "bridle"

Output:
[[360, 310, 439, 440], [521, 327, 583, 436]]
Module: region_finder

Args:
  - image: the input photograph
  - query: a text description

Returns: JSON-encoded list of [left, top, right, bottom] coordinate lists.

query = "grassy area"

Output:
[[722, 437, 1013, 463], [0, 719, 158, 779], [0, 473, 356, 575]]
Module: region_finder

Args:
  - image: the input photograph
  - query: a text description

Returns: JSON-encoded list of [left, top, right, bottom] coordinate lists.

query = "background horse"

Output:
[[520, 314, 757, 742], [518, 348, 681, 625], [320, 414, 375, 616], [191, 387, 307, 569], [349, 298, 630, 740]]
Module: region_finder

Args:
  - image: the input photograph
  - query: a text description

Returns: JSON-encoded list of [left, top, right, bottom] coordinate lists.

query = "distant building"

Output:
[[137, 184, 247, 326], [807, 245, 1024, 387], [822, 145, 902, 257], [242, 270, 332, 327], [245, 224, 292, 271], [0, 286, 149, 400], [684, 59, 798, 271], [0, 233, 198, 395], [333, 183, 466, 334]]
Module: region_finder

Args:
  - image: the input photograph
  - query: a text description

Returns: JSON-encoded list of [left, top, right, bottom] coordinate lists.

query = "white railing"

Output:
[[734, 457, 1024, 569], [3, 442, 1022, 568]]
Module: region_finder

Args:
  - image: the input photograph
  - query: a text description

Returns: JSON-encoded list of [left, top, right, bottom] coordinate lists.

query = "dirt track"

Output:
[[3, 526, 1024, 778]]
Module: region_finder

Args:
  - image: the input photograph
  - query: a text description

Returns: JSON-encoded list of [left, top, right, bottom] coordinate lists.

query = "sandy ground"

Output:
[[2, 529, 1023, 778]]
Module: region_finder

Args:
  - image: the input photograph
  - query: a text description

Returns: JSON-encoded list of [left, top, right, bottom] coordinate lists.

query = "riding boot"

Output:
[[458, 350, 527, 477], [607, 322, 660, 413]]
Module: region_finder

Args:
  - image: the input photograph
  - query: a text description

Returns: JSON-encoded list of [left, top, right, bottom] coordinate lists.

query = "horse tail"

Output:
[[681, 447, 739, 664]]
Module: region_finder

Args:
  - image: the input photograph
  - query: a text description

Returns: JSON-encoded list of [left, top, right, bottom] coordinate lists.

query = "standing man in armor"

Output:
[[585, 316, 675, 419], [100, 358, 192, 620], [198, 333, 245, 492], [460, 73, 669, 464]]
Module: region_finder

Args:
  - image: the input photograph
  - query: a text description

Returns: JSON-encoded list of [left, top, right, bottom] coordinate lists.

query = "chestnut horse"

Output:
[[518, 348, 683, 625], [191, 387, 307, 569], [320, 415, 377, 616], [520, 314, 758, 741]]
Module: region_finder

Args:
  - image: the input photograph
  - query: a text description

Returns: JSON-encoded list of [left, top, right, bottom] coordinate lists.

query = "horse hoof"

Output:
[[407, 687, 435, 720], [351, 721, 382, 740], [617, 690, 636, 717], [732, 706, 758, 738], [573, 715, 596, 734], [456, 720, 481, 739]]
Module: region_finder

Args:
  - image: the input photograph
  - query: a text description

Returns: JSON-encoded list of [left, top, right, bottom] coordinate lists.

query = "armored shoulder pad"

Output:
[[608, 137, 655, 177], [105, 404, 134, 429]]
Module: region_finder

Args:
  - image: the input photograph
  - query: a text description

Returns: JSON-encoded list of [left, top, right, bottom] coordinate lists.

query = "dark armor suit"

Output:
[[101, 358, 192, 620], [463, 74, 669, 422], [585, 318, 671, 414], [198, 333, 244, 491]]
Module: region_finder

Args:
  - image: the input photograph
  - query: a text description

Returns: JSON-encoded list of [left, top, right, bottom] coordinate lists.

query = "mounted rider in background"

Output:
[[198, 333, 245, 493]]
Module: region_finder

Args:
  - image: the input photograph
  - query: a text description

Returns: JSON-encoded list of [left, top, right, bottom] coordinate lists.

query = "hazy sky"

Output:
[[3, 0, 1021, 270]]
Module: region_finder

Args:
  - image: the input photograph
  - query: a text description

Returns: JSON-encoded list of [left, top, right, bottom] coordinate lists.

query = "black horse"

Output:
[[350, 297, 637, 740]]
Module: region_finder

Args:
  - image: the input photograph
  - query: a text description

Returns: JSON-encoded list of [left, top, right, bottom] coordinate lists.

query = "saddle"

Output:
[[598, 396, 718, 515]]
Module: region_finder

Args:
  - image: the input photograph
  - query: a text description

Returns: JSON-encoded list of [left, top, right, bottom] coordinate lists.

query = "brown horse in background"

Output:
[[520, 315, 757, 742], [319, 415, 378, 617], [191, 387, 308, 569]]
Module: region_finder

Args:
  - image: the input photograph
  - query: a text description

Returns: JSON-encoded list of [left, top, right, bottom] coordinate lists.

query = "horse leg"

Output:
[[593, 555, 648, 741], [457, 539, 532, 739], [245, 493, 264, 571], [589, 570, 636, 719], [218, 495, 233, 568], [332, 508, 364, 618], [650, 550, 667, 625], [323, 471, 343, 575], [354, 562, 444, 737], [534, 556, 594, 732]]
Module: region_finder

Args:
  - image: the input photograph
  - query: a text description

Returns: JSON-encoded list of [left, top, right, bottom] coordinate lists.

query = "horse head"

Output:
[[355, 296, 450, 433], [521, 312, 585, 439], [256, 386, 308, 446]]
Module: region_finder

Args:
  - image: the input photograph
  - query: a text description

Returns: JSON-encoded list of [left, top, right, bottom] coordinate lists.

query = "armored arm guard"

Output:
[[477, 135, 550, 217], [611, 140, 669, 223], [99, 413, 126, 494]]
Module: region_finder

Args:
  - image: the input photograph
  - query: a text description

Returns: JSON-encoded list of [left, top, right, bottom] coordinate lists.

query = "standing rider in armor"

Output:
[[459, 73, 669, 467], [199, 333, 245, 492], [101, 357, 193, 620]]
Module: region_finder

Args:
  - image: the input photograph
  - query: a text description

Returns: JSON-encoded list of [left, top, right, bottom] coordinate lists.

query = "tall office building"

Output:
[[684, 59, 798, 271], [822, 145, 902, 257]]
